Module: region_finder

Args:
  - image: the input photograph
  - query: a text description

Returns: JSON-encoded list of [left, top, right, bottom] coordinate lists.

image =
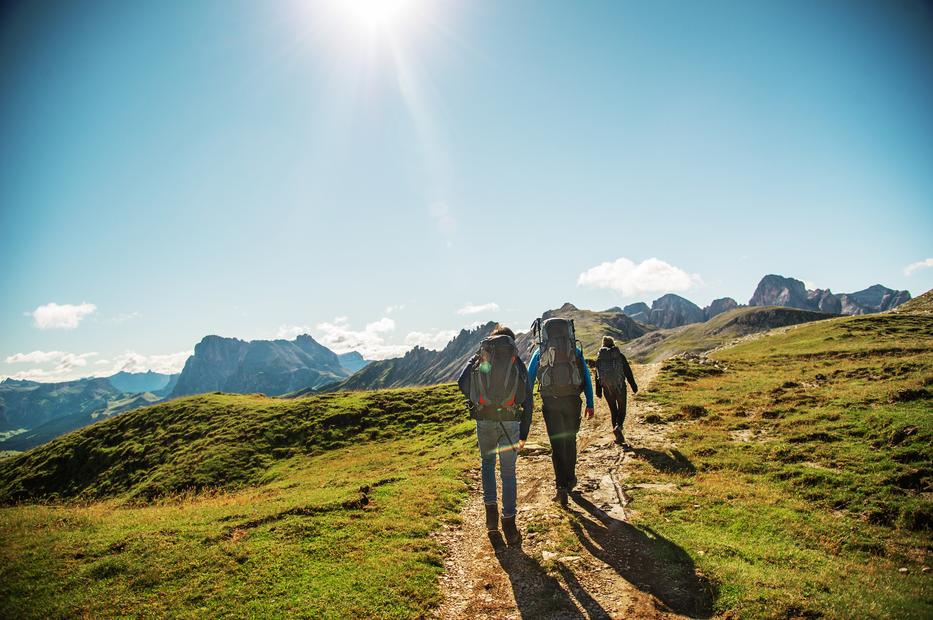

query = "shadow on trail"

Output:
[[569, 494, 715, 618], [631, 447, 696, 474], [491, 533, 610, 619]]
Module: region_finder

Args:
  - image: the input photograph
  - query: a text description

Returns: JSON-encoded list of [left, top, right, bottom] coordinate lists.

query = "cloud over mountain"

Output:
[[577, 257, 703, 296]]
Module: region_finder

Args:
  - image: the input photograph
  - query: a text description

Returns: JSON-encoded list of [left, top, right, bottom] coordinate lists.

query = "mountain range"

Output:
[[0, 274, 914, 452], [171, 334, 350, 398]]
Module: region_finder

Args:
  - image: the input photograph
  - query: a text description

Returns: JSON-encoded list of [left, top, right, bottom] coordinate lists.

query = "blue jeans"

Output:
[[476, 419, 521, 518]]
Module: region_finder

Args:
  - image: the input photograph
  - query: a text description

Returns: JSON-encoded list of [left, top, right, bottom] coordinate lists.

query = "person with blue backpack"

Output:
[[527, 317, 594, 507], [458, 324, 532, 546]]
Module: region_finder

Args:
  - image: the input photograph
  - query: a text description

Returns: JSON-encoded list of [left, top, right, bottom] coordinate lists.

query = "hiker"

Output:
[[594, 336, 638, 446], [458, 324, 532, 546], [526, 317, 594, 507]]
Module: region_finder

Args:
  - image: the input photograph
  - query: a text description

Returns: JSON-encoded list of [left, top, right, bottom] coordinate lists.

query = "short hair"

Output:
[[491, 324, 516, 339], [602, 336, 615, 348]]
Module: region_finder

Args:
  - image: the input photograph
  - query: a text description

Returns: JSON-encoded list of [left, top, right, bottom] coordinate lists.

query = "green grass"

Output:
[[0, 385, 476, 618], [622, 305, 831, 362], [628, 309, 933, 617]]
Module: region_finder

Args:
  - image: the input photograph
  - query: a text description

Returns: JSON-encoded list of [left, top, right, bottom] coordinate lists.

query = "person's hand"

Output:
[[584, 407, 594, 419], [518, 439, 526, 451]]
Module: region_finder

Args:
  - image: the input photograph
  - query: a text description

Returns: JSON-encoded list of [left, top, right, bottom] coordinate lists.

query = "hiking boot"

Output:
[[613, 427, 625, 445], [484, 503, 499, 532], [501, 515, 521, 546], [554, 488, 568, 508]]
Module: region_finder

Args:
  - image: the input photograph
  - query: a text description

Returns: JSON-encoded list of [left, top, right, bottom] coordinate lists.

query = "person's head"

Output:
[[602, 336, 615, 348], [491, 324, 516, 340]]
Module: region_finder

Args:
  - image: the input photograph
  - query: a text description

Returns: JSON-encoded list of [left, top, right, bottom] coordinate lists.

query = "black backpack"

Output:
[[533, 318, 584, 398], [596, 346, 625, 388], [468, 335, 526, 414]]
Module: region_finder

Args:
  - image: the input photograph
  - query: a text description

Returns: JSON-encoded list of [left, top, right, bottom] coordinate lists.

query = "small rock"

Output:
[[922, 566, 930, 573], [542, 551, 557, 561], [697, 550, 705, 556], [560, 555, 583, 562], [898, 567, 908, 574]]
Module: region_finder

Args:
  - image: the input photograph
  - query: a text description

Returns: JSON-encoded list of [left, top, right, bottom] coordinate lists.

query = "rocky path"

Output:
[[434, 363, 713, 619]]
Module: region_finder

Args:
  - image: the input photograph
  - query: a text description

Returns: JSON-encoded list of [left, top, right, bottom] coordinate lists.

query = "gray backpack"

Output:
[[468, 335, 526, 412], [533, 318, 583, 398], [596, 346, 625, 388]]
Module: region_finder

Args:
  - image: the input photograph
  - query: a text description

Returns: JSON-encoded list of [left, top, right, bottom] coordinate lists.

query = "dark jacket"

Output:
[[594, 346, 637, 398], [458, 354, 534, 441]]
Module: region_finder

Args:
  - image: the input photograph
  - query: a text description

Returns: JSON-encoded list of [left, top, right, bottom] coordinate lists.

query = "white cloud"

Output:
[[904, 258, 933, 276], [30, 302, 97, 329], [2, 349, 188, 382], [803, 280, 818, 291], [405, 329, 458, 350], [313, 316, 409, 360], [456, 302, 500, 316], [5, 350, 98, 375], [429, 201, 456, 237], [577, 257, 703, 296], [385, 304, 406, 314]]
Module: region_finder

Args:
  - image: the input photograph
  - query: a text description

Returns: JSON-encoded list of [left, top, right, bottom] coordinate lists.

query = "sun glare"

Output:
[[336, 0, 421, 33]]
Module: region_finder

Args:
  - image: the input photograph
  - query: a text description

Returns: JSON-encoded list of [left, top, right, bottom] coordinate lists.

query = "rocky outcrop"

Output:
[[703, 297, 739, 320], [337, 351, 370, 373], [749, 275, 812, 309], [172, 334, 348, 397], [749, 275, 910, 315], [839, 285, 912, 314], [329, 323, 497, 392], [648, 294, 705, 329], [622, 302, 651, 323]]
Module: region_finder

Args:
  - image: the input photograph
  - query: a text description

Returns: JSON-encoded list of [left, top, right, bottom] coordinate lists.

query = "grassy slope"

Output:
[[621, 305, 832, 363], [0, 385, 476, 618], [627, 307, 932, 617]]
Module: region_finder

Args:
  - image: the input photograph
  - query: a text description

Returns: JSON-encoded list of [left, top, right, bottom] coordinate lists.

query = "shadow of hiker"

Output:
[[492, 533, 611, 619], [631, 447, 696, 474], [569, 494, 715, 618]]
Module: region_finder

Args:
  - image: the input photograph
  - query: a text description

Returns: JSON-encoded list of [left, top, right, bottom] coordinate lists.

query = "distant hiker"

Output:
[[458, 324, 532, 546], [527, 317, 594, 507], [594, 336, 638, 446]]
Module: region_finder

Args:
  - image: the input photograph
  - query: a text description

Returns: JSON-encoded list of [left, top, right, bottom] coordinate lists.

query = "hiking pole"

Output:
[[498, 419, 518, 456]]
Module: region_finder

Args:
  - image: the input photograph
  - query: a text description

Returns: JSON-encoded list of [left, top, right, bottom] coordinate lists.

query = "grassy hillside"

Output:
[[623, 303, 932, 616], [621, 305, 831, 362], [0, 385, 476, 618]]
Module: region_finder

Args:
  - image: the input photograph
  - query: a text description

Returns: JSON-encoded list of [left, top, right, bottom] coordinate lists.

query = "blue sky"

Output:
[[1, 0, 931, 380]]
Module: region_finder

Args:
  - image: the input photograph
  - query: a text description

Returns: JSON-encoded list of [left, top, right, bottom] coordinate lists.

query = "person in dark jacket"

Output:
[[527, 333, 594, 507], [457, 325, 533, 545], [594, 336, 638, 446]]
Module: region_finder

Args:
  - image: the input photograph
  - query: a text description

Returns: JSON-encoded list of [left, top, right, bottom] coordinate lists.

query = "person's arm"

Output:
[[457, 355, 477, 402], [526, 348, 540, 396], [621, 354, 638, 393], [577, 348, 594, 409]]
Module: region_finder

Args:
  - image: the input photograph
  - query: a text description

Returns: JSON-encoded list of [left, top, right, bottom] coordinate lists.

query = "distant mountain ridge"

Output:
[[172, 334, 348, 398], [326, 323, 497, 392], [749, 275, 910, 315], [108, 371, 179, 395]]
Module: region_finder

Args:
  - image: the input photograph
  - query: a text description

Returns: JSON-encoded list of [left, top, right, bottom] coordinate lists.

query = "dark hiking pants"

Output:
[[604, 385, 627, 432], [542, 395, 582, 491]]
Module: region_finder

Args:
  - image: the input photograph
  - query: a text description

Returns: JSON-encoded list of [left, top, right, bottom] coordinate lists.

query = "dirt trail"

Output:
[[434, 363, 713, 619]]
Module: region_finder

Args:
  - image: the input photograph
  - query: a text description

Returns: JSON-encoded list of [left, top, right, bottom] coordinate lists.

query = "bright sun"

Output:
[[337, 0, 420, 32]]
